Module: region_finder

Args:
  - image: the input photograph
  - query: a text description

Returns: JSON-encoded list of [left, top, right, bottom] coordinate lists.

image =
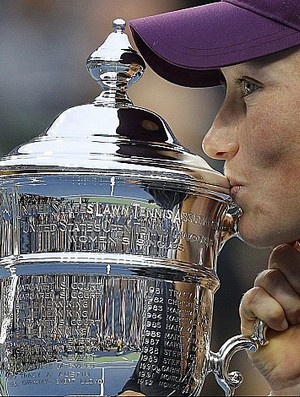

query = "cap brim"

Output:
[[129, 2, 300, 87]]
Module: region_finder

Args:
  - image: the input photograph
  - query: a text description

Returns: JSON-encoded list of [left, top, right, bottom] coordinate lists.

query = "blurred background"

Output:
[[0, 0, 271, 395]]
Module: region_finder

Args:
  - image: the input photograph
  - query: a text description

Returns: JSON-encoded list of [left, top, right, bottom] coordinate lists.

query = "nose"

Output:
[[202, 117, 239, 161]]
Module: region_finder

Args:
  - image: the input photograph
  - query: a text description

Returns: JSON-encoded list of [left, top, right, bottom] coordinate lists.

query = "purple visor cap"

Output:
[[129, 0, 300, 87]]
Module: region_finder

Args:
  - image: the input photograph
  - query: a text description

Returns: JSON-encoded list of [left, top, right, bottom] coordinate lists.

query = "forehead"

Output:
[[221, 46, 300, 80]]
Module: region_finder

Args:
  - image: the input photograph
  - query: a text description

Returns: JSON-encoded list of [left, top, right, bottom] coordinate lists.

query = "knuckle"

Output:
[[254, 268, 283, 289], [240, 287, 285, 328], [270, 244, 300, 268], [240, 286, 264, 309]]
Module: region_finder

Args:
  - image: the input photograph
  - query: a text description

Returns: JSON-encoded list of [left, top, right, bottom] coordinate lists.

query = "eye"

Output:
[[240, 78, 261, 97]]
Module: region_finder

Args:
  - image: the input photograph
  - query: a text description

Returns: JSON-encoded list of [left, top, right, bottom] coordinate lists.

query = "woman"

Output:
[[130, 1, 300, 394]]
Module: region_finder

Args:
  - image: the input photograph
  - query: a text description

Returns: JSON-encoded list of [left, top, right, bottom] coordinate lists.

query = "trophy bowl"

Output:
[[0, 20, 264, 397]]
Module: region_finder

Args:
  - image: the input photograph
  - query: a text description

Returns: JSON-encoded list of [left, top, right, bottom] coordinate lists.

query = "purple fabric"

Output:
[[129, 0, 300, 87]]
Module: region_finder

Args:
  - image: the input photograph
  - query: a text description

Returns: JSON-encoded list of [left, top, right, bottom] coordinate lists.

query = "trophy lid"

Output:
[[0, 19, 230, 196]]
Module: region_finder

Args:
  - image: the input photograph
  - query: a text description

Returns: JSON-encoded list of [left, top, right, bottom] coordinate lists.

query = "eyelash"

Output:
[[238, 78, 261, 97]]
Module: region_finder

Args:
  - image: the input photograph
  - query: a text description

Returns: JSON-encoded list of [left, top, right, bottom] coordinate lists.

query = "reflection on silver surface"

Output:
[[0, 173, 225, 396], [0, 20, 260, 397], [1, 273, 145, 395], [0, 270, 213, 396]]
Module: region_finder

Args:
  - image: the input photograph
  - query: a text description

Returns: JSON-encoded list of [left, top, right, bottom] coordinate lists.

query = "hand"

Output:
[[239, 244, 300, 395]]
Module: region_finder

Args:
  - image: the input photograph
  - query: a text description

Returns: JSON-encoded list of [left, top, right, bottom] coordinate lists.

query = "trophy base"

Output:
[[0, 254, 218, 396]]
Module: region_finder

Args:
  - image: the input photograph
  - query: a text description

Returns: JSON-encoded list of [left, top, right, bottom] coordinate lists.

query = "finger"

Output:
[[269, 244, 300, 293], [254, 268, 300, 325], [288, 240, 300, 253], [239, 286, 288, 335]]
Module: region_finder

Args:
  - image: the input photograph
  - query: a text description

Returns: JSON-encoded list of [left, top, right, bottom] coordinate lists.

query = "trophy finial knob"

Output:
[[112, 18, 126, 33], [86, 18, 145, 107]]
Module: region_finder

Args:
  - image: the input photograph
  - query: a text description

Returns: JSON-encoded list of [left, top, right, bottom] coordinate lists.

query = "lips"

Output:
[[227, 175, 244, 199], [230, 185, 242, 198]]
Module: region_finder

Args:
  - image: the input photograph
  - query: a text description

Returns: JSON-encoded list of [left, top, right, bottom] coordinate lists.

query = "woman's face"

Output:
[[202, 49, 300, 247]]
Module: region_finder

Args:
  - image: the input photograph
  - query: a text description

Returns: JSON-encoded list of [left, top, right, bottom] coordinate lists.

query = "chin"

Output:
[[237, 218, 286, 248], [237, 232, 274, 248]]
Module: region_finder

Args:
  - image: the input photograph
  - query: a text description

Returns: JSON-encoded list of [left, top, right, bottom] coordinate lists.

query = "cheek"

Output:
[[244, 108, 291, 170]]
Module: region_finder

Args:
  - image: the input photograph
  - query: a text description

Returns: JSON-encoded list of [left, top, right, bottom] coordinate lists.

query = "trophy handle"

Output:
[[208, 319, 268, 396]]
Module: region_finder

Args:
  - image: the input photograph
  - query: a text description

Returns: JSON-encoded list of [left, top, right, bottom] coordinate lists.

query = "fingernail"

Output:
[[293, 240, 300, 253], [280, 319, 288, 330], [287, 240, 300, 252]]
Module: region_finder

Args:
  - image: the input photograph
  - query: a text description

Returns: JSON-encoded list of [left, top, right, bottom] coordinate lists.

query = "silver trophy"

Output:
[[0, 20, 265, 396]]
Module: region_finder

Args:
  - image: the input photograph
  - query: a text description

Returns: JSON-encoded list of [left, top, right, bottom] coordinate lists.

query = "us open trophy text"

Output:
[[0, 20, 265, 396]]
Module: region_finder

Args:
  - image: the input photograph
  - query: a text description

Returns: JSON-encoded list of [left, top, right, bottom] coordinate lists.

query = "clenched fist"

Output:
[[240, 244, 300, 396]]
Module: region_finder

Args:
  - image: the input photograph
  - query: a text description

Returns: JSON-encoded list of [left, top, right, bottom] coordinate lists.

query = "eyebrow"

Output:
[[221, 46, 300, 81], [221, 59, 270, 80]]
